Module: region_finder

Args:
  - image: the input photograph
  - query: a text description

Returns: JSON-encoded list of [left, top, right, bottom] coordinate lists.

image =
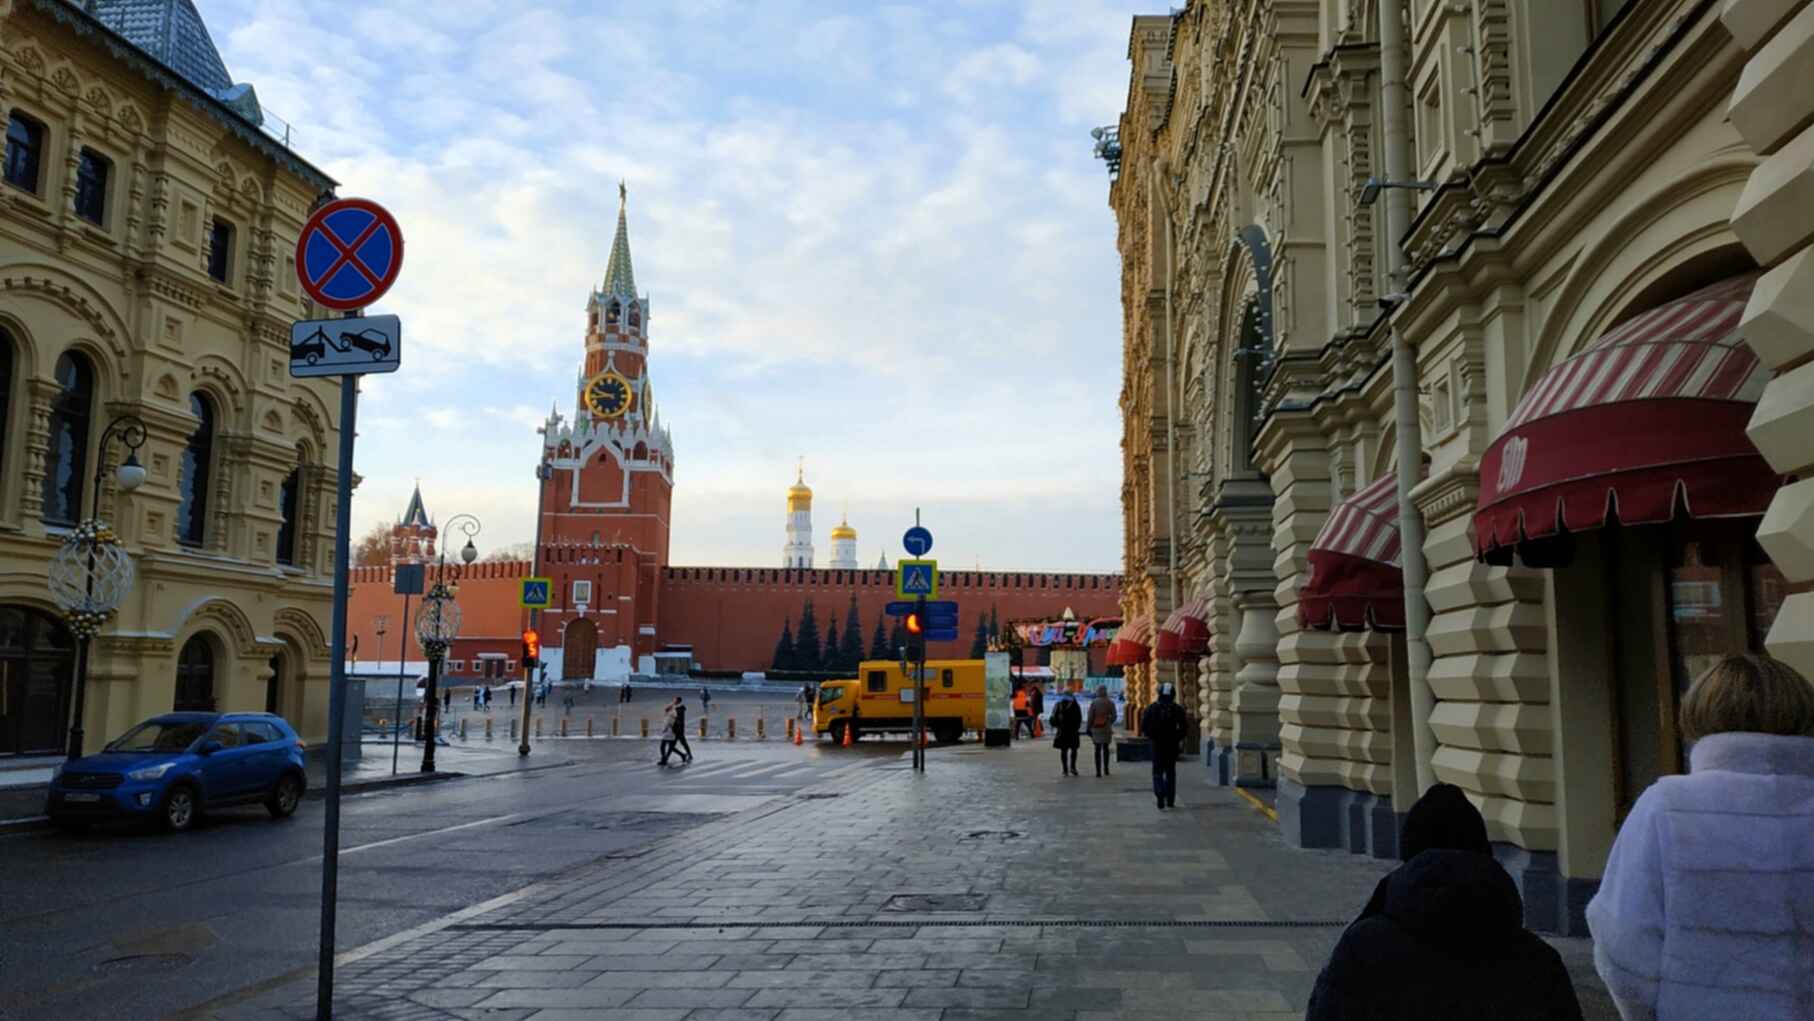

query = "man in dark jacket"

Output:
[[1305, 783, 1583, 1020], [1139, 683, 1188, 810], [1050, 693, 1083, 776]]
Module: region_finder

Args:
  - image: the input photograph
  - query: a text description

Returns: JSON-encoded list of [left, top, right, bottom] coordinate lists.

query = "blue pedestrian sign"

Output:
[[887, 599, 957, 618], [519, 577, 552, 609], [902, 525, 934, 558], [895, 559, 939, 598]]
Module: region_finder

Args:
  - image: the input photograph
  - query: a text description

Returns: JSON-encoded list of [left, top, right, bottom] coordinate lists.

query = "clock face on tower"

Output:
[[584, 371, 634, 420]]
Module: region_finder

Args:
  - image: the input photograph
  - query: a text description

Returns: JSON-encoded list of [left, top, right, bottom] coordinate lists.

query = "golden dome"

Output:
[[787, 463, 812, 511], [830, 516, 856, 541]]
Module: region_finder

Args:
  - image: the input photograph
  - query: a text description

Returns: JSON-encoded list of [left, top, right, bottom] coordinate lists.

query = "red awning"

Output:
[[1154, 596, 1210, 660], [1300, 474, 1406, 631], [1106, 616, 1152, 666], [1474, 275, 1779, 565]]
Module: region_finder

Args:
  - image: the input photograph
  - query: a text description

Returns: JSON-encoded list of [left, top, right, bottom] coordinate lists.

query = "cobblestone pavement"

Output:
[[210, 744, 1618, 1020]]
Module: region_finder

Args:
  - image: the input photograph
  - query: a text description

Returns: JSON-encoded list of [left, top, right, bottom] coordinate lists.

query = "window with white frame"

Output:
[[448, 660, 464, 673], [572, 580, 593, 605]]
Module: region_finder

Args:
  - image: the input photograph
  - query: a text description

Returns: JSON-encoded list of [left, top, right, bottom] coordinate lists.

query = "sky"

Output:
[[206, 1, 1134, 572]]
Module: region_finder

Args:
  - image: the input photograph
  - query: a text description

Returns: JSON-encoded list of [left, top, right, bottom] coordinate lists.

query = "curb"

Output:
[[304, 770, 466, 799]]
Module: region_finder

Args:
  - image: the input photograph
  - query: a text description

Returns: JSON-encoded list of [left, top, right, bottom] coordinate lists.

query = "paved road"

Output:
[[0, 738, 898, 1021], [419, 683, 813, 742]]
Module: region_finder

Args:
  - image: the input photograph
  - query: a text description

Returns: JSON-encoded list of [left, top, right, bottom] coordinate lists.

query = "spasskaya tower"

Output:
[[533, 184, 674, 677]]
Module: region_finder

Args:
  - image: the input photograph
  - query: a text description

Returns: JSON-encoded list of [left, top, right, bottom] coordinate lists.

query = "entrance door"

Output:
[[0, 606, 77, 757], [563, 619, 598, 679], [266, 655, 283, 714]]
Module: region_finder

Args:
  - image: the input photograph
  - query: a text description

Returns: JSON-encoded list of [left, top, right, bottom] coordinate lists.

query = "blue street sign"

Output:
[[519, 577, 552, 608], [886, 599, 957, 617], [296, 198, 404, 311], [924, 628, 960, 642], [896, 559, 938, 598], [902, 525, 934, 558], [924, 611, 960, 628], [392, 563, 424, 596]]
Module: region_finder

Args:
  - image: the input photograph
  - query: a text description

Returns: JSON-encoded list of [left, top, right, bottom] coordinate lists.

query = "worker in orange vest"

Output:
[[1012, 685, 1032, 740]]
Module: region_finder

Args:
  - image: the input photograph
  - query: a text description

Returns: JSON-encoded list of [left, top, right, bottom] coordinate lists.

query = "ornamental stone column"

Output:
[[1230, 590, 1281, 787]]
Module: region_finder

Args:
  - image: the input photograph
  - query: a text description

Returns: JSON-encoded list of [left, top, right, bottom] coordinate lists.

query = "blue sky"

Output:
[[206, 1, 1132, 571]]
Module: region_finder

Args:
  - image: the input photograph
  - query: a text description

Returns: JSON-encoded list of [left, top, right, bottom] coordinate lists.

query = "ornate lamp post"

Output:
[[415, 514, 478, 773], [48, 415, 147, 759]]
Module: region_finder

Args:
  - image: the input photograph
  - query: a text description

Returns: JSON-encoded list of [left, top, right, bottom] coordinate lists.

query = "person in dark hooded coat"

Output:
[[1050, 692, 1083, 776], [1305, 783, 1583, 1021]]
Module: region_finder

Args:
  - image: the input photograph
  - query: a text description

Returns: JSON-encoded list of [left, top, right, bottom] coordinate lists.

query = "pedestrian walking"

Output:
[[797, 684, 811, 719], [1011, 685, 1032, 739], [671, 697, 693, 763], [1050, 691, 1083, 775], [657, 699, 678, 766], [443, 687, 452, 713], [1588, 653, 1814, 1020], [509, 683, 516, 706], [624, 682, 632, 702], [700, 687, 712, 715], [1139, 683, 1187, 810], [483, 685, 493, 712], [1306, 783, 1583, 1021], [1087, 685, 1116, 777], [536, 682, 547, 708], [473, 687, 481, 711]]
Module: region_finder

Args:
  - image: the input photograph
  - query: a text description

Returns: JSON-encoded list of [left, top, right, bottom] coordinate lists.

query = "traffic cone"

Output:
[[793, 720, 804, 746], [841, 721, 853, 747]]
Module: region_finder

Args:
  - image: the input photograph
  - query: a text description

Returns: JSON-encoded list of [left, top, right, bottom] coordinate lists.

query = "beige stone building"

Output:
[[1106, 0, 1814, 933], [1, 0, 344, 759]]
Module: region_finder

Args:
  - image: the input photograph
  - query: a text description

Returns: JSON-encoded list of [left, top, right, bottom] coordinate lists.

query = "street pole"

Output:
[[63, 416, 145, 759], [316, 369, 358, 1020], [520, 461, 549, 757], [391, 597, 409, 775], [914, 593, 926, 772]]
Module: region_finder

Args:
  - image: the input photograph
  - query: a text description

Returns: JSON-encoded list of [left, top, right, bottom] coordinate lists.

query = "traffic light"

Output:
[[521, 628, 540, 668], [905, 613, 923, 636]]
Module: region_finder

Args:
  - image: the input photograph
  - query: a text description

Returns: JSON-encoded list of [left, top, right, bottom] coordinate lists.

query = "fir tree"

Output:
[[840, 594, 866, 670], [888, 617, 907, 661], [869, 614, 890, 660], [771, 617, 796, 673], [969, 613, 990, 658], [794, 599, 823, 671], [824, 614, 842, 674]]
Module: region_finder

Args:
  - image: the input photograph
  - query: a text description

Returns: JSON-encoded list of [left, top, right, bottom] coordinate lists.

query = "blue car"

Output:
[[46, 712, 307, 832]]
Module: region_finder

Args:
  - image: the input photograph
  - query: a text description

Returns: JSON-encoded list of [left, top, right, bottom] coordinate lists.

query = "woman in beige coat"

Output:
[[1087, 685, 1116, 777]]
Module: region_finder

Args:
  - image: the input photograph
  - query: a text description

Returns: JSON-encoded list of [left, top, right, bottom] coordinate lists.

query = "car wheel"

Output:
[[829, 720, 847, 745], [162, 785, 198, 833], [932, 722, 962, 745], [267, 774, 303, 819], [307, 352, 320, 364]]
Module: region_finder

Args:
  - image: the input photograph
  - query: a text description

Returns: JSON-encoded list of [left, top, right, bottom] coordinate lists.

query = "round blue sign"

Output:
[[903, 525, 934, 558], [295, 198, 405, 311]]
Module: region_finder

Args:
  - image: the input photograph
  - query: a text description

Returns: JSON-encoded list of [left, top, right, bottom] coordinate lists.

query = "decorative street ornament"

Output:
[[49, 519, 136, 638], [414, 581, 462, 655]]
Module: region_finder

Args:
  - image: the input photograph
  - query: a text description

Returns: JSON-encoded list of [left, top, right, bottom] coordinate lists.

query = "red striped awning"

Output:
[[1474, 274, 1779, 565], [1106, 615, 1152, 666], [1154, 596, 1210, 660], [1300, 474, 1406, 631]]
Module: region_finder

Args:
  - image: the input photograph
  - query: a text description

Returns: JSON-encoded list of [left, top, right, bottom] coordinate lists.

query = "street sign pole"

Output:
[[914, 591, 926, 772], [521, 463, 550, 757], [392, 591, 410, 776], [316, 355, 358, 1021]]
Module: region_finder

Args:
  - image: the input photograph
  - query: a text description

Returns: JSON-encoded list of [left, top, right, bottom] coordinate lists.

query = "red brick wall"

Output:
[[657, 567, 1122, 672]]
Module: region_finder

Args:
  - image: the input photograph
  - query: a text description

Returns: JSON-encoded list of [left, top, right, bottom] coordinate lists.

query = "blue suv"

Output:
[[47, 712, 307, 832]]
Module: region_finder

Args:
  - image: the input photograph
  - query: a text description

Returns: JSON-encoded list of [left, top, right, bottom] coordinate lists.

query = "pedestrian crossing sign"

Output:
[[520, 577, 552, 608], [896, 559, 939, 598]]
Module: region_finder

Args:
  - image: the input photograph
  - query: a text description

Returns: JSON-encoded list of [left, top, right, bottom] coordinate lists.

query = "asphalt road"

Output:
[[417, 682, 813, 739], [0, 736, 898, 1021]]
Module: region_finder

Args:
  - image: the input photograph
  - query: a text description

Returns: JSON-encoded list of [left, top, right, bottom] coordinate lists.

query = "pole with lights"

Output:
[[415, 514, 477, 773], [48, 415, 147, 759]]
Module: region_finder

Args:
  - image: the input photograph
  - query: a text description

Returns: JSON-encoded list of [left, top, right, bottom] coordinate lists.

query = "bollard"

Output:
[[757, 717, 765, 740], [640, 718, 649, 738], [459, 717, 467, 740], [560, 717, 568, 737], [485, 717, 493, 741], [786, 718, 795, 741], [612, 716, 621, 736], [728, 718, 736, 740], [535, 717, 543, 738], [509, 718, 517, 740], [699, 717, 707, 739], [586, 716, 594, 738]]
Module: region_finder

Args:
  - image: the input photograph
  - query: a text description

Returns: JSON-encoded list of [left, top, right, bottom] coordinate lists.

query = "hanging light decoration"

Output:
[[49, 519, 137, 638]]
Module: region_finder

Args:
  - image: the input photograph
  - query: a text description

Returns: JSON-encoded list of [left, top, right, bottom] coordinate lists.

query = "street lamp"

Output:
[[48, 415, 147, 759], [415, 513, 478, 772]]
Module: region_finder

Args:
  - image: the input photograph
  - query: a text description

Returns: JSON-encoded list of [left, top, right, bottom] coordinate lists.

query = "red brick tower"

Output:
[[533, 185, 674, 677], [390, 482, 436, 565]]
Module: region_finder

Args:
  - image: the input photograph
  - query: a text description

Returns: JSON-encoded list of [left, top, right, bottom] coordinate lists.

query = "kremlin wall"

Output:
[[344, 192, 1120, 680]]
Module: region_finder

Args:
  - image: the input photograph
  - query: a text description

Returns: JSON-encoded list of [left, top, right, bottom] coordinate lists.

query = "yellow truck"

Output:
[[814, 659, 986, 745]]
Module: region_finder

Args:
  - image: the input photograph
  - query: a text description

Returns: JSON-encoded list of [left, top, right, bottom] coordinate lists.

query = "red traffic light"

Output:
[[905, 613, 923, 635], [522, 628, 540, 660]]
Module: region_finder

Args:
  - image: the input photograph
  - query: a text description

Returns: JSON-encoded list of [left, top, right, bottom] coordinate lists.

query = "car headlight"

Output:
[[127, 762, 176, 781]]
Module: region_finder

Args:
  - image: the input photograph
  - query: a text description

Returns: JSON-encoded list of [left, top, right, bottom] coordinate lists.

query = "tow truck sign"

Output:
[[289, 314, 401, 378]]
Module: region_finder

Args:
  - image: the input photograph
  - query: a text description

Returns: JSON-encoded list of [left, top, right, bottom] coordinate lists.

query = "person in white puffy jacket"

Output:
[[1587, 653, 1814, 1020]]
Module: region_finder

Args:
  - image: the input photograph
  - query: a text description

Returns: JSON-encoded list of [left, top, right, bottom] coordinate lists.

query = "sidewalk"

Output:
[[213, 741, 1617, 1020]]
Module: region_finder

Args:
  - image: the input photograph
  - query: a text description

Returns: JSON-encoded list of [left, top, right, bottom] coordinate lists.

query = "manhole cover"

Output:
[[961, 829, 1024, 841], [95, 953, 191, 974], [882, 893, 988, 913]]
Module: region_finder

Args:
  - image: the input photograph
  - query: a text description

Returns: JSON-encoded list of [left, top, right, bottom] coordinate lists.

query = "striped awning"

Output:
[[1106, 615, 1152, 666], [1300, 474, 1406, 631], [1154, 596, 1210, 660], [1474, 274, 1779, 565]]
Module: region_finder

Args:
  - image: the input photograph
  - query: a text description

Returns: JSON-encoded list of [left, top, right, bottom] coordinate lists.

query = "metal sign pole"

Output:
[[392, 591, 410, 776], [316, 370, 358, 1020], [915, 592, 926, 772], [521, 463, 548, 756]]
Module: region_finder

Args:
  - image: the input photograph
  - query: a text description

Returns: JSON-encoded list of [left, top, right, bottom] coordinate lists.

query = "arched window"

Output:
[[41, 351, 94, 526], [173, 634, 216, 711], [176, 393, 215, 546], [628, 304, 641, 328], [276, 457, 301, 566], [605, 301, 620, 324], [0, 328, 13, 482]]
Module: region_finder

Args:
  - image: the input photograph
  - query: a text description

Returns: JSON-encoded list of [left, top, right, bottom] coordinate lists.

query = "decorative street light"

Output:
[[48, 415, 148, 759], [415, 513, 478, 773]]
